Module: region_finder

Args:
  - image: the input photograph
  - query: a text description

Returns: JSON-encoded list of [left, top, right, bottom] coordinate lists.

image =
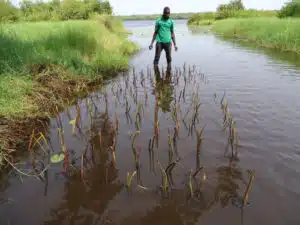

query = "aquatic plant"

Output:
[[126, 170, 137, 193], [196, 126, 205, 155], [243, 170, 255, 207], [157, 160, 169, 195]]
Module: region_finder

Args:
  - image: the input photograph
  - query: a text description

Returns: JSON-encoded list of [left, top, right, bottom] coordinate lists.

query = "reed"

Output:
[[192, 102, 202, 126], [165, 159, 181, 186], [220, 94, 240, 159], [126, 170, 137, 193], [243, 170, 255, 207], [57, 128, 67, 153], [27, 129, 35, 152], [98, 130, 102, 149], [196, 126, 205, 155], [32, 132, 49, 154], [131, 130, 140, 168], [157, 160, 169, 195], [114, 112, 119, 133], [81, 145, 87, 184], [189, 169, 194, 198], [168, 129, 174, 156]]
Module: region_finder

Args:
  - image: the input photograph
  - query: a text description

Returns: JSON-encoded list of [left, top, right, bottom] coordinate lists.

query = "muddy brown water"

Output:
[[1, 20, 300, 225]]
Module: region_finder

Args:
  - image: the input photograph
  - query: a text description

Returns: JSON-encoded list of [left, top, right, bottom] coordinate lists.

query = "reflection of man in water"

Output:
[[154, 66, 173, 113], [149, 6, 178, 68]]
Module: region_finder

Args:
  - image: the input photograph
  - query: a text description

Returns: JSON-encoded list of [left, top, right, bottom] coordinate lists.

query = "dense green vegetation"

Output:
[[0, 15, 138, 117], [188, 10, 277, 25], [188, 0, 277, 25], [188, 0, 300, 54], [0, 1, 140, 169], [0, 0, 139, 118], [0, 0, 113, 22], [212, 18, 300, 53], [118, 13, 197, 21], [277, 0, 300, 18], [188, 0, 300, 25]]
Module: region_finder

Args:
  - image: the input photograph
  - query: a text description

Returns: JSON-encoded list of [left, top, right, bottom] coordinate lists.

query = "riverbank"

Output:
[[0, 15, 138, 170], [211, 18, 300, 54]]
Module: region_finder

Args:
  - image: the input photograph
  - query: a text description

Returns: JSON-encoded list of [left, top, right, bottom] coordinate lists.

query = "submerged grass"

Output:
[[212, 18, 300, 54]]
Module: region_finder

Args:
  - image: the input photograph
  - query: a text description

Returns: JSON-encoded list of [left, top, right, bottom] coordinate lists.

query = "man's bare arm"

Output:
[[150, 31, 158, 47], [171, 31, 178, 51]]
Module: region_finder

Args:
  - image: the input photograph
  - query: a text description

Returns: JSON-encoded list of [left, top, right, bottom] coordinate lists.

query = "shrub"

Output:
[[0, 0, 20, 23], [216, 0, 245, 20], [277, 0, 300, 18]]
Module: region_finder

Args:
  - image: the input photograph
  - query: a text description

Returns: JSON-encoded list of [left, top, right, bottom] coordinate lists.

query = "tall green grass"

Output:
[[0, 15, 138, 117], [0, 16, 137, 76], [212, 18, 300, 53]]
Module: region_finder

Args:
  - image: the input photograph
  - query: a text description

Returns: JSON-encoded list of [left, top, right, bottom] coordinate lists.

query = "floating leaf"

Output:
[[69, 120, 76, 125], [50, 153, 65, 164]]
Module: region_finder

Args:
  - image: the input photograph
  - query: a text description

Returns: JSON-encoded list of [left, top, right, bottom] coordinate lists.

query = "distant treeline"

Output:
[[0, 0, 113, 22], [117, 13, 198, 21]]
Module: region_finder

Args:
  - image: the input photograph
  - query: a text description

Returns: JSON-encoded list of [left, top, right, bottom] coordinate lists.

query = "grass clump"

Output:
[[0, 75, 37, 117], [212, 17, 300, 53]]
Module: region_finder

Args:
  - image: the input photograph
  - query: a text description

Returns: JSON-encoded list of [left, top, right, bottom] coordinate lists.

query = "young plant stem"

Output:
[[243, 170, 255, 207]]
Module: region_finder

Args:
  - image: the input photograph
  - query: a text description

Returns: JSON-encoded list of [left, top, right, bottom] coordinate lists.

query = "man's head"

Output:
[[162, 7, 170, 19]]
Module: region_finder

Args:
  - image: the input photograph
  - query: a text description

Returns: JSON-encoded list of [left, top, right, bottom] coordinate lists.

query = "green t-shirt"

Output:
[[155, 17, 174, 43]]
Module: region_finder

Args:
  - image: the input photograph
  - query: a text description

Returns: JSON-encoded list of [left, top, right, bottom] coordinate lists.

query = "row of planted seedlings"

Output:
[[119, 64, 256, 210], [219, 91, 255, 207], [4, 63, 255, 210]]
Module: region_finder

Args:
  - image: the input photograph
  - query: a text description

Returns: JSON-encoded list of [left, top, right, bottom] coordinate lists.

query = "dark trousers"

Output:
[[153, 42, 172, 65]]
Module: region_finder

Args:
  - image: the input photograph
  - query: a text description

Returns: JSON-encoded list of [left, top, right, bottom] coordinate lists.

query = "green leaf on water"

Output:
[[50, 153, 65, 164], [69, 120, 75, 125]]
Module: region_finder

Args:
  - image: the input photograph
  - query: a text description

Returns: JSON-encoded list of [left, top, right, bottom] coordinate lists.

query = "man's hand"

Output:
[[174, 45, 178, 51], [149, 44, 153, 50]]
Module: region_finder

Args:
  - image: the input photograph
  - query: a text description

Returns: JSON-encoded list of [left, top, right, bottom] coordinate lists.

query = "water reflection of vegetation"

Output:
[[119, 159, 250, 225], [44, 111, 123, 225]]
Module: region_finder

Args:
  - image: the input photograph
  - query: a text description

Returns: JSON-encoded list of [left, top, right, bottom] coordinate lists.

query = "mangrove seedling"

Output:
[[196, 126, 205, 155], [158, 160, 169, 195], [243, 170, 255, 207], [126, 171, 137, 193]]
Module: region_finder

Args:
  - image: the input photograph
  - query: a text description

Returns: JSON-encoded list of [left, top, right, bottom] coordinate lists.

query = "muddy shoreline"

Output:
[[0, 64, 109, 171]]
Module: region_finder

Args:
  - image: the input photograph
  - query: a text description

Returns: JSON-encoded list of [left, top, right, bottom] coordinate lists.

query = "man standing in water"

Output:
[[149, 6, 178, 69]]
